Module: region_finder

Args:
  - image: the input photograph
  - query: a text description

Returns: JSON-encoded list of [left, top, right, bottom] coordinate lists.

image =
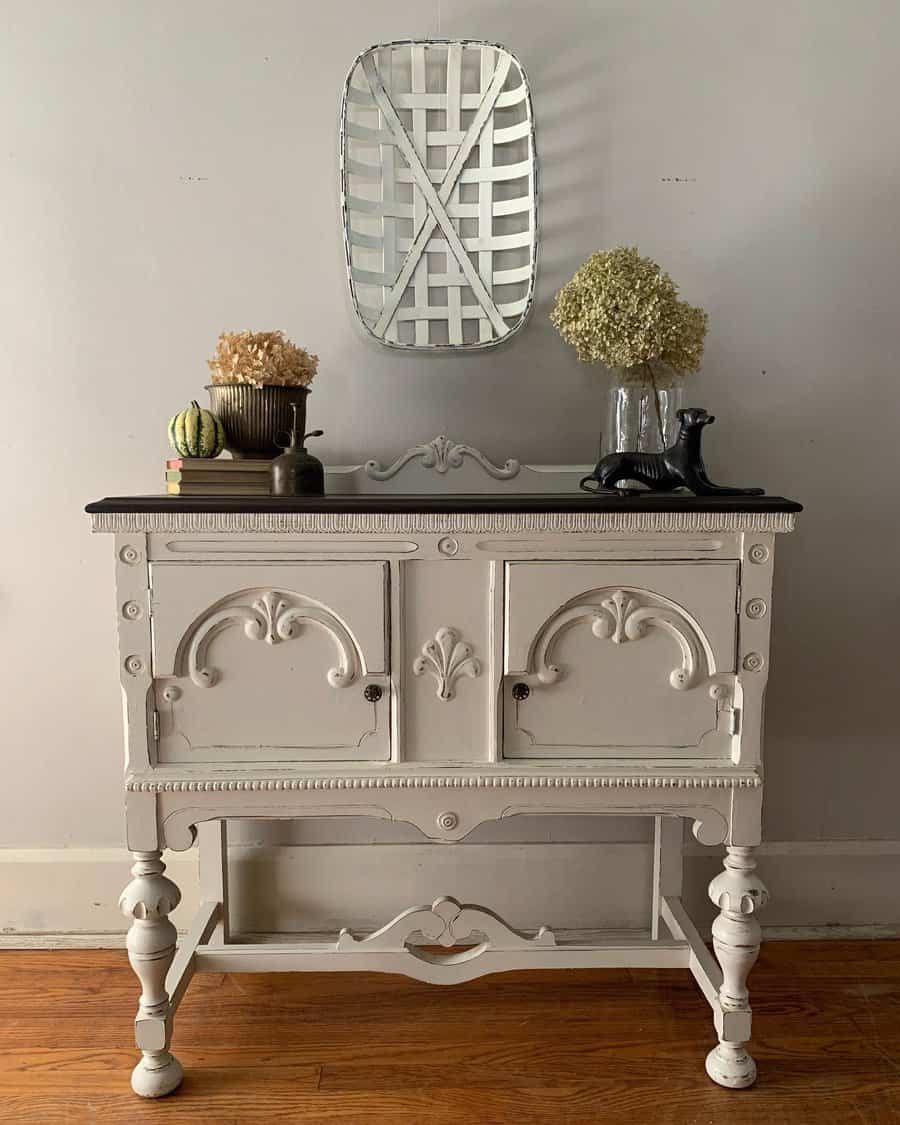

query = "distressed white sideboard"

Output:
[[87, 473, 800, 1099]]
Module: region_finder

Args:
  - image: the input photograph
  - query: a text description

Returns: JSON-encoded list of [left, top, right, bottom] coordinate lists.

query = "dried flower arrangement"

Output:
[[550, 246, 708, 381], [207, 330, 319, 389]]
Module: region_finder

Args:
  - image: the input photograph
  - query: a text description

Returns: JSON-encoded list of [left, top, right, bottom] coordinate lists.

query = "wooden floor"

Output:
[[1, 941, 898, 1124]]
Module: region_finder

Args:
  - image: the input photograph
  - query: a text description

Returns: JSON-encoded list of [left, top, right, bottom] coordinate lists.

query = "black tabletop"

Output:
[[86, 493, 802, 515]]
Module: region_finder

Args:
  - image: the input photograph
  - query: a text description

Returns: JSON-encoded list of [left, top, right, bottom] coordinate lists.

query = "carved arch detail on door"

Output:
[[526, 586, 716, 691], [174, 588, 364, 689]]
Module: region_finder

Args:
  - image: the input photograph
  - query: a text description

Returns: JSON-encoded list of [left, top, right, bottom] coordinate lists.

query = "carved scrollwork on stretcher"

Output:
[[337, 895, 555, 968]]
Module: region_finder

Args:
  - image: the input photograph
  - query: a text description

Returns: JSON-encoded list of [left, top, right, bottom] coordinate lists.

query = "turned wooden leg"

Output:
[[705, 846, 769, 1089], [119, 851, 183, 1097]]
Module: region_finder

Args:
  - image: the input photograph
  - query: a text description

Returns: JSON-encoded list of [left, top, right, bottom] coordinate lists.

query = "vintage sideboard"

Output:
[[87, 460, 801, 1099]]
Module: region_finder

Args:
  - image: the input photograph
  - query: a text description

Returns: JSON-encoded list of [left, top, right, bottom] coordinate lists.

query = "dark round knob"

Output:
[[364, 684, 383, 703], [511, 682, 530, 702]]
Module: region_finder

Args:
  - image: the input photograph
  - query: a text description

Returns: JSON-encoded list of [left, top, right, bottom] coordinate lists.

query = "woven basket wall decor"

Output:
[[340, 40, 537, 350]]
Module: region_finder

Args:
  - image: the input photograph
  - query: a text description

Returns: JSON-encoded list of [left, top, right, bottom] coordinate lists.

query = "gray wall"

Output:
[[2, 0, 898, 850]]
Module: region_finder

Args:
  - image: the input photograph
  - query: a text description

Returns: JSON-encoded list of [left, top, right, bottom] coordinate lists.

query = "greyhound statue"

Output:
[[580, 407, 764, 496]]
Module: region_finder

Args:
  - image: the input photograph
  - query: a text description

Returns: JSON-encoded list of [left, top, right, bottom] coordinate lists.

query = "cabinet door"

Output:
[[150, 562, 389, 762], [503, 562, 738, 759]]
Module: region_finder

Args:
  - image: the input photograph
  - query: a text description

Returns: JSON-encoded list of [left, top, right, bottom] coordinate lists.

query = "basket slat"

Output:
[[341, 40, 538, 351]]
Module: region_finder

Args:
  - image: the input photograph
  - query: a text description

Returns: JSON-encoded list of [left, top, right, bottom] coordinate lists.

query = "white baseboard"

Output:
[[1, 840, 898, 948]]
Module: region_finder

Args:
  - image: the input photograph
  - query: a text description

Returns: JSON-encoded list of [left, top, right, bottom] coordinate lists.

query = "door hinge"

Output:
[[151, 709, 160, 743]]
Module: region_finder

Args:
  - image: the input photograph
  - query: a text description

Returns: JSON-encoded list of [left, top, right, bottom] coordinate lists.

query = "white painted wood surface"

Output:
[[118, 852, 183, 1097], [704, 846, 769, 1088], [504, 561, 739, 759], [403, 559, 494, 762], [197, 821, 229, 944], [150, 562, 390, 762], [94, 497, 796, 1095]]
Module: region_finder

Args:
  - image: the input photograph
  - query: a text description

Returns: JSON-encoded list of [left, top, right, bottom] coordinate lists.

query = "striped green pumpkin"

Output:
[[168, 400, 226, 458]]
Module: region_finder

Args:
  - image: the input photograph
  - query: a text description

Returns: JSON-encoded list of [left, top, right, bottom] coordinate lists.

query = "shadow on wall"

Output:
[[348, 0, 900, 841], [699, 172, 900, 839], [479, 1, 900, 842], [326, 8, 622, 463]]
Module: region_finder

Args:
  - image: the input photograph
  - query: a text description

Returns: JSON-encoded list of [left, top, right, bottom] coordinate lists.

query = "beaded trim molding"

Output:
[[93, 511, 796, 535], [126, 773, 761, 793]]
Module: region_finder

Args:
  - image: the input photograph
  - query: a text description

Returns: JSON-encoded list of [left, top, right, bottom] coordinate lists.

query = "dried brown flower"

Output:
[[207, 330, 319, 388]]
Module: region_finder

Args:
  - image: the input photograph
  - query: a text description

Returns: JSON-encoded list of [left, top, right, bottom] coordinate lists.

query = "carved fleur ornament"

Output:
[[413, 626, 481, 701]]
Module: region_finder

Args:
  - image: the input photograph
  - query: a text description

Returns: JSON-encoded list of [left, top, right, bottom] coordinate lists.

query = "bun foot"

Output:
[[131, 1051, 184, 1098], [705, 1042, 757, 1088]]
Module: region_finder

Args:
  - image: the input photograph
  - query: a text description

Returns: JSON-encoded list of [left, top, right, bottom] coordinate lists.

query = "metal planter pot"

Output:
[[206, 384, 310, 459]]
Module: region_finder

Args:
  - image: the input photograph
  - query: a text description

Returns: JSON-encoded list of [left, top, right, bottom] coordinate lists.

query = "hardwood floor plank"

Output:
[[0, 943, 897, 1124]]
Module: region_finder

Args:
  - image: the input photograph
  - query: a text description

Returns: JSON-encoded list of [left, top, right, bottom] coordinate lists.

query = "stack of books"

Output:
[[166, 458, 271, 496]]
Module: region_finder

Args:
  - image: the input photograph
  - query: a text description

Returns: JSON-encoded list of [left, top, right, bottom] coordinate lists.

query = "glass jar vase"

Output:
[[604, 363, 683, 454]]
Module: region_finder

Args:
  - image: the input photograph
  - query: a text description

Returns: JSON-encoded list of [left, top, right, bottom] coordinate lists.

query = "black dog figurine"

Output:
[[580, 407, 764, 496]]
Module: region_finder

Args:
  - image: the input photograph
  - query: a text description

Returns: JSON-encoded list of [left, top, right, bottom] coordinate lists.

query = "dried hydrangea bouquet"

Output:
[[206, 331, 319, 458], [551, 247, 708, 458]]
